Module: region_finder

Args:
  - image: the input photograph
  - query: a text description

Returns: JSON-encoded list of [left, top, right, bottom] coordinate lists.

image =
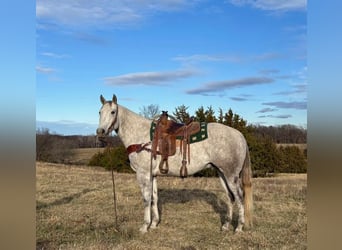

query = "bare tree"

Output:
[[36, 129, 76, 163], [139, 104, 161, 119]]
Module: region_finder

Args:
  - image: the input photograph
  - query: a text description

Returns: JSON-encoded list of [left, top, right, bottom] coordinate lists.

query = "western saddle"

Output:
[[152, 111, 201, 178]]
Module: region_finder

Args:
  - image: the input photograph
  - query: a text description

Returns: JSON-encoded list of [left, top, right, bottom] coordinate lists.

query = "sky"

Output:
[[36, 0, 307, 135]]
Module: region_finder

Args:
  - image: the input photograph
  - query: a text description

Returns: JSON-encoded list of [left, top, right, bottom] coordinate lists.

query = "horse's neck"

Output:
[[117, 105, 151, 147]]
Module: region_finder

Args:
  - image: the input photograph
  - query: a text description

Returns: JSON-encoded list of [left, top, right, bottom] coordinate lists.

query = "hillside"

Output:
[[36, 162, 307, 249]]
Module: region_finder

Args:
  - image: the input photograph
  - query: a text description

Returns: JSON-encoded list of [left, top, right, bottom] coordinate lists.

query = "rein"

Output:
[[111, 156, 119, 231]]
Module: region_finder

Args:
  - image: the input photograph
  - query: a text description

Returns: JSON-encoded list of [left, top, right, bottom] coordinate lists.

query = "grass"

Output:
[[67, 148, 105, 165], [276, 143, 307, 153], [36, 162, 307, 249]]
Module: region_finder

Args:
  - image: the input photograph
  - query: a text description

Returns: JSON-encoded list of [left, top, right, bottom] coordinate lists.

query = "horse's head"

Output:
[[96, 94, 119, 137]]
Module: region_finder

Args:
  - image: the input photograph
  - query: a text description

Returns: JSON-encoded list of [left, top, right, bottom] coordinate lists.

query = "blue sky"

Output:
[[36, 0, 307, 135]]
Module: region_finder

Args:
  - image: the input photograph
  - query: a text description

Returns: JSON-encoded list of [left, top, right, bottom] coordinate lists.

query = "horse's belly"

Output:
[[159, 145, 210, 176]]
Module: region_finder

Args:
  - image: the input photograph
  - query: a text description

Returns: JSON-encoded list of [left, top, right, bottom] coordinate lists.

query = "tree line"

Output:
[[140, 104, 306, 144]]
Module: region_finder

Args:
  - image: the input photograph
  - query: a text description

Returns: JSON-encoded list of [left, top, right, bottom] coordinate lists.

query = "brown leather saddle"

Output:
[[151, 111, 201, 178]]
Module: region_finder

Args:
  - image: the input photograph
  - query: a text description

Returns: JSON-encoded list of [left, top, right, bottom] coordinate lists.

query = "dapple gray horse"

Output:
[[96, 94, 253, 233]]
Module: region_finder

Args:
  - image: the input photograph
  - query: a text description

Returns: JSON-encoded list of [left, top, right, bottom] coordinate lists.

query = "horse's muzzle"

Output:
[[96, 128, 105, 136]]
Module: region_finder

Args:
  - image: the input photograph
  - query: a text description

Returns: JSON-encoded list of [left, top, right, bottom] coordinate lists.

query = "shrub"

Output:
[[245, 133, 281, 177], [277, 146, 307, 173], [88, 146, 134, 173]]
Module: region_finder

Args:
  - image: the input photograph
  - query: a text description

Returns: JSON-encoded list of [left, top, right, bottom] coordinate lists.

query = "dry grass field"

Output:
[[276, 143, 307, 152], [36, 162, 307, 249], [67, 148, 105, 165]]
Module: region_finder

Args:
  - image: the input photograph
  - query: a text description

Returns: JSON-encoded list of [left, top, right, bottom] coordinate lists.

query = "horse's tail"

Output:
[[241, 148, 253, 228]]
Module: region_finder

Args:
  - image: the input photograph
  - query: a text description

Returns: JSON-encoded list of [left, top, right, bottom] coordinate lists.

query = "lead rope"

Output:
[[106, 142, 119, 232], [111, 161, 119, 231], [150, 139, 154, 223]]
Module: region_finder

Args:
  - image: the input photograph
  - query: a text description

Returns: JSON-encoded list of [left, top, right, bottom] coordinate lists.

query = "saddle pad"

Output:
[[150, 122, 208, 144]]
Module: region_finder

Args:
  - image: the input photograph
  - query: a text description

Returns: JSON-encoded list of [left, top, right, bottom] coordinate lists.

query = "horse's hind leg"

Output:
[[218, 175, 233, 231], [228, 178, 245, 233], [219, 173, 245, 232]]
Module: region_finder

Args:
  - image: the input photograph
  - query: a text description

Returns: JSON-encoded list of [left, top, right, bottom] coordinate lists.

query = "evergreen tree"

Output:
[[195, 106, 206, 122], [173, 105, 190, 123], [205, 106, 217, 122], [218, 108, 224, 124], [224, 108, 234, 126], [246, 134, 281, 177], [277, 146, 307, 173]]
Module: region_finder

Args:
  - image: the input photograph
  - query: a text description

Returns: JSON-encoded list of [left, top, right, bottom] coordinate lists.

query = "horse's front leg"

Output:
[[137, 170, 153, 233], [150, 177, 160, 229]]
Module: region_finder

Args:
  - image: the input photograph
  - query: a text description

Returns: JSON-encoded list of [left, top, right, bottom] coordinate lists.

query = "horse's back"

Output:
[[207, 122, 246, 146]]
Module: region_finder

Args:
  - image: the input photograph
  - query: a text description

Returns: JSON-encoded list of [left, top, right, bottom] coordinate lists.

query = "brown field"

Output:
[[276, 143, 307, 151], [67, 148, 105, 165], [36, 162, 307, 250]]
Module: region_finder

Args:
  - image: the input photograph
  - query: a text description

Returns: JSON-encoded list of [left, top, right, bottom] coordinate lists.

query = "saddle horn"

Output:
[[152, 111, 179, 123], [167, 114, 179, 123]]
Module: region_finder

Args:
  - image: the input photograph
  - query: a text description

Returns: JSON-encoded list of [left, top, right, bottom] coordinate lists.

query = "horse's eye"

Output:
[[111, 111, 115, 114]]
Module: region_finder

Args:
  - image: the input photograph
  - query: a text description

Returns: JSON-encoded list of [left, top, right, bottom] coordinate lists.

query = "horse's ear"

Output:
[[100, 95, 106, 105], [112, 94, 117, 104]]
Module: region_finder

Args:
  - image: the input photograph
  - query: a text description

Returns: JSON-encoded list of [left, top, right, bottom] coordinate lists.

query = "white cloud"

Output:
[[41, 52, 70, 59], [36, 65, 56, 74], [173, 52, 281, 65], [173, 54, 243, 64], [229, 0, 306, 12], [36, 0, 198, 28], [257, 114, 292, 119], [230, 96, 249, 101], [262, 101, 307, 110], [104, 69, 199, 86], [186, 76, 274, 95], [274, 84, 307, 96], [36, 1, 140, 27], [256, 107, 278, 113]]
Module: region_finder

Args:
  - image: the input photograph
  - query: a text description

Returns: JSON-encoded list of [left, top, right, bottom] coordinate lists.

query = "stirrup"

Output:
[[159, 159, 169, 174], [180, 160, 188, 178]]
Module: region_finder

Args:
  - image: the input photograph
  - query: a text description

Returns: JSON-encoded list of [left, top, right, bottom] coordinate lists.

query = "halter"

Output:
[[106, 102, 119, 135]]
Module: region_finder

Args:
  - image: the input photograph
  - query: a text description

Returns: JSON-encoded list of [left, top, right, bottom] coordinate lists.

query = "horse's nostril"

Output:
[[96, 128, 105, 135]]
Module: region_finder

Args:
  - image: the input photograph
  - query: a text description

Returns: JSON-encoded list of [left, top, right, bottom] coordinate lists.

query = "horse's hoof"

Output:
[[221, 222, 230, 231], [139, 225, 149, 234], [150, 222, 159, 229], [234, 226, 243, 233]]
